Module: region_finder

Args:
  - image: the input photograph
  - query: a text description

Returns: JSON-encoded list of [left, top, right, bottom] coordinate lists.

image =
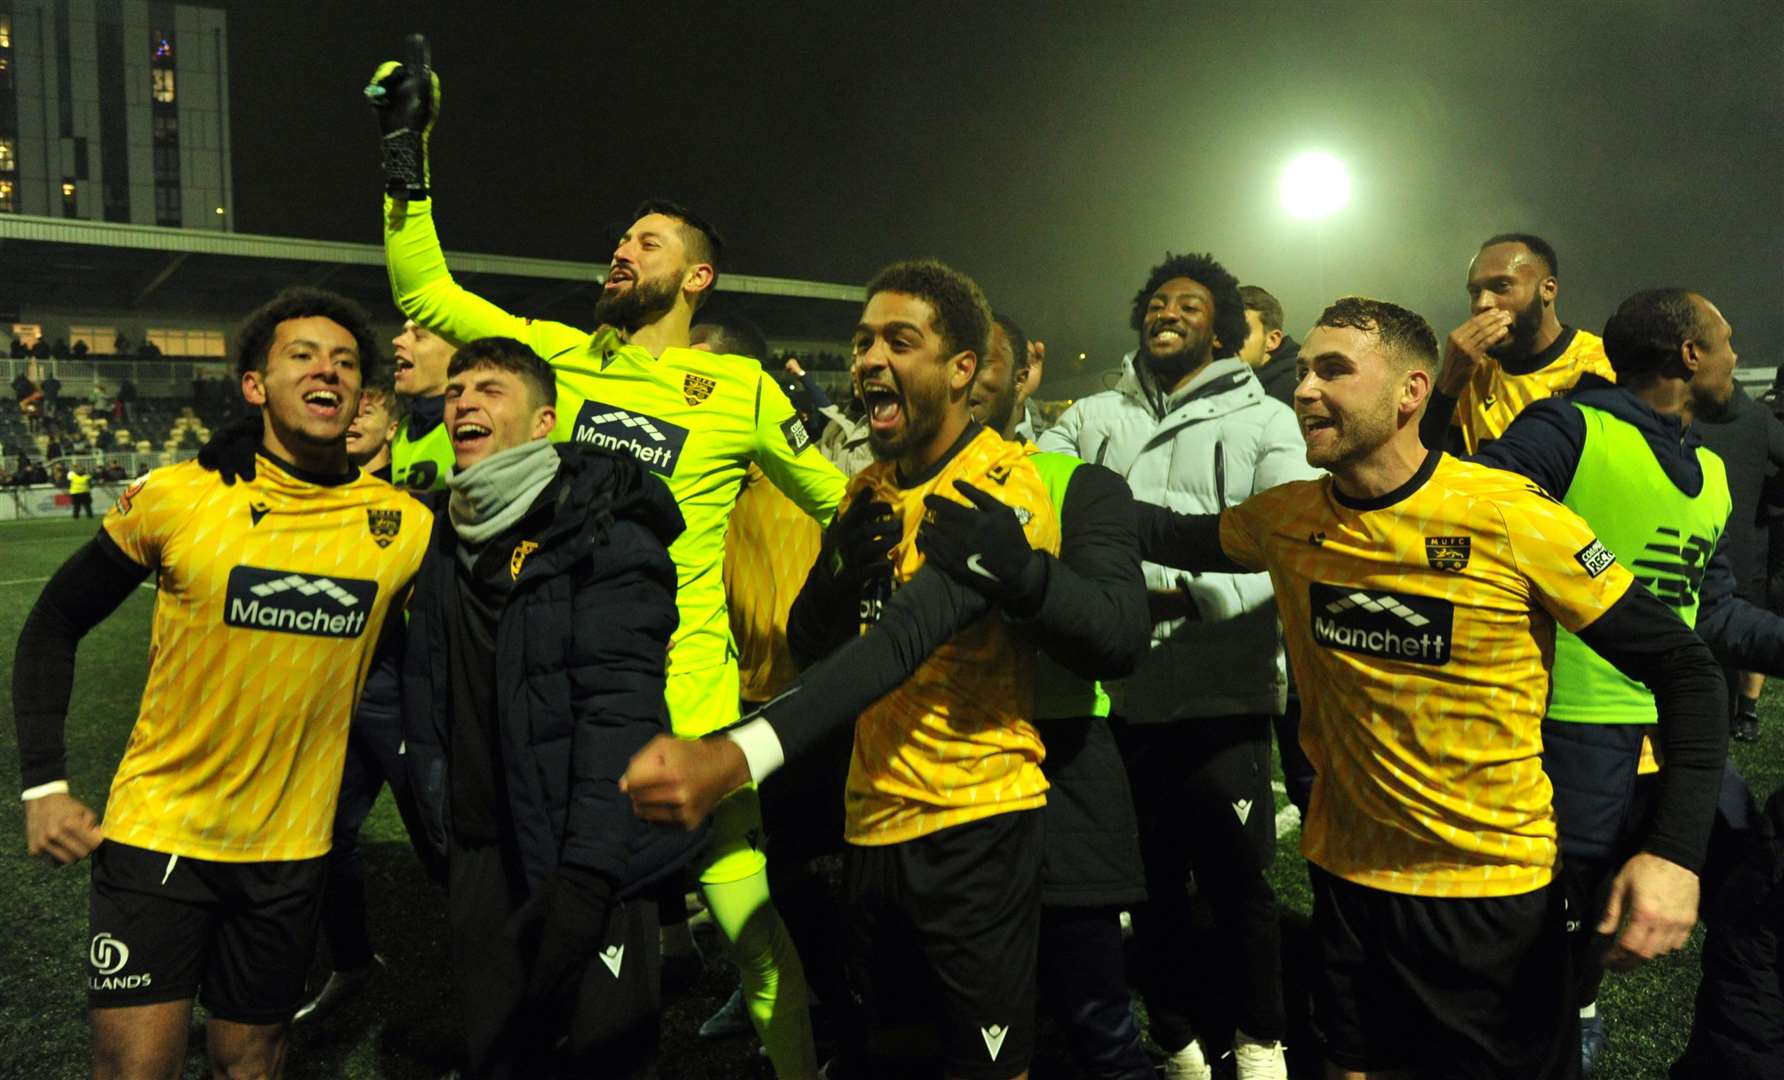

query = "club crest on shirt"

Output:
[[511, 539, 540, 581], [683, 373, 716, 406], [366, 508, 402, 548], [1424, 535, 1470, 572]]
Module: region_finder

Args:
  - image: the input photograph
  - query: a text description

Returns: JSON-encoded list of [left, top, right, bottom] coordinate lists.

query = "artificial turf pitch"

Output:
[[2, 516, 1779, 1078]]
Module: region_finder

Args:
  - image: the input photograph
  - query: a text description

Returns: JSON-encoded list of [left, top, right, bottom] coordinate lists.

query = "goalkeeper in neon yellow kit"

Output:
[[369, 40, 844, 1078]]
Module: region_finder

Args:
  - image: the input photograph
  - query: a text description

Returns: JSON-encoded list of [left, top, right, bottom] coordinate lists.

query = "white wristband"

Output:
[[21, 780, 70, 802], [724, 718, 786, 784]]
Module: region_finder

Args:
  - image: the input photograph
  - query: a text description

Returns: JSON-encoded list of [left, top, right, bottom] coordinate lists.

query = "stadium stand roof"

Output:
[[0, 213, 866, 345]]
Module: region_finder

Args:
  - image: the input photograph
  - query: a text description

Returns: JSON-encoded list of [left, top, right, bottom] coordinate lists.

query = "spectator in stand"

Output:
[[46, 437, 64, 460], [139, 338, 162, 359], [1693, 377, 1784, 742], [22, 391, 44, 433], [50, 338, 70, 360], [1237, 286, 1299, 406], [9, 337, 26, 358], [95, 428, 115, 453], [114, 332, 131, 355], [42, 373, 61, 412], [11, 370, 33, 402], [30, 337, 51, 359], [72, 340, 89, 358], [117, 378, 135, 422]]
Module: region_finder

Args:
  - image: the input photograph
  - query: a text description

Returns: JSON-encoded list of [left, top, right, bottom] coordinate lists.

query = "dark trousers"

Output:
[[760, 716, 854, 1017], [1039, 904, 1152, 1080], [319, 710, 441, 970], [448, 840, 660, 1080], [70, 492, 92, 519], [1273, 682, 1315, 817], [1114, 714, 1284, 1049]]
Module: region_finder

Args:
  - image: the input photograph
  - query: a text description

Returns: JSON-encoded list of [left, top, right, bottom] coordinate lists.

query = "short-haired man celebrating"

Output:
[[400, 336, 703, 1077], [388, 318, 457, 491], [1040, 252, 1313, 1079], [1237, 284, 1300, 406], [14, 288, 430, 1079], [1436, 233, 1615, 454], [1134, 296, 1727, 1079], [370, 51, 840, 1075]]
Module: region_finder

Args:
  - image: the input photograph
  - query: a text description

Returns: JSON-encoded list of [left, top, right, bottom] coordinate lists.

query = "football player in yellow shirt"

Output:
[[14, 288, 430, 1080], [1430, 233, 1616, 454], [367, 45, 838, 1077], [1131, 297, 1726, 1079]]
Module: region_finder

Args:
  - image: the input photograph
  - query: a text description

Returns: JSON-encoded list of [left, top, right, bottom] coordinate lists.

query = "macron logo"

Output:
[[1232, 798, 1253, 825], [599, 945, 624, 978], [981, 1024, 1009, 1061]]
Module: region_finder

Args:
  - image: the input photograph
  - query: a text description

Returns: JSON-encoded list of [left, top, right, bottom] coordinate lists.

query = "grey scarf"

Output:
[[447, 439, 560, 546]]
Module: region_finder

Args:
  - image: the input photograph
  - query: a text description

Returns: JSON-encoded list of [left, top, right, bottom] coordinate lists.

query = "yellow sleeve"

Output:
[[382, 196, 589, 360], [100, 470, 176, 569], [750, 369, 846, 528], [1216, 501, 1267, 571], [1497, 492, 1634, 633]]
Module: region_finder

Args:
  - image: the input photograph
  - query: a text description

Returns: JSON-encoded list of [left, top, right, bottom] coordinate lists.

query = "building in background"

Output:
[[0, 0, 230, 229]]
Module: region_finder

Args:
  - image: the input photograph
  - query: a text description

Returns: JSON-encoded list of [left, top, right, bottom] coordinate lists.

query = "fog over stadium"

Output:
[[224, 1, 1781, 378]]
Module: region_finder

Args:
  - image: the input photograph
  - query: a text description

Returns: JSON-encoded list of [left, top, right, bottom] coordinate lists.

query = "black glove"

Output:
[[829, 494, 900, 593], [195, 415, 262, 486], [522, 865, 615, 1010], [365, 34, 439, 198], [917, 479, 1046, 608]]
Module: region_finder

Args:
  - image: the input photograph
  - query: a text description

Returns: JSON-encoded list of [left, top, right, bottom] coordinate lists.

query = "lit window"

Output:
[[152, 68, 175, 104], [0, 180, 15, 213], [147, 329, 226, 358], [70, 326, 117, 355], [12, 324, 42, 345], [0, 15, 12, 49], [0, 138, 14, 172], [62, 179, 77, 217]]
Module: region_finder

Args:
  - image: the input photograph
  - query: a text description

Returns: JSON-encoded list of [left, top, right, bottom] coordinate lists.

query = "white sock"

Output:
[[1580, 1001, 1598, 1019]]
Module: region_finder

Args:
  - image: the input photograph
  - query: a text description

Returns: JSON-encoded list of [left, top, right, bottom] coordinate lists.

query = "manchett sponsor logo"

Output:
[[1309, 582, 1454, 665], [224, 567, 378, 639], [571, 399, 690, 476]]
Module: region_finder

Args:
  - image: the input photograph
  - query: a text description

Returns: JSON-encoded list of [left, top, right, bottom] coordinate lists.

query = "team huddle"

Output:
[[15, 45, 1779, 1080]]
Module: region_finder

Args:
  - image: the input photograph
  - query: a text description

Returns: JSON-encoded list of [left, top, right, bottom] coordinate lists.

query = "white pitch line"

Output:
[[1276, 802, 1301, 835], [0, 577, 49, 586]]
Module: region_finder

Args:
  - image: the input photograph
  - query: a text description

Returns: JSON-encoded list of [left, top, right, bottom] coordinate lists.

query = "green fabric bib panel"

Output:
[[1028, 450, 1112, 720], [1548, 404, 1730, 724]]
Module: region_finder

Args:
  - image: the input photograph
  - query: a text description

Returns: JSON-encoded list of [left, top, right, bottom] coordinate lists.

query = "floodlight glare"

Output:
[[1280, 152, 1350, 220]]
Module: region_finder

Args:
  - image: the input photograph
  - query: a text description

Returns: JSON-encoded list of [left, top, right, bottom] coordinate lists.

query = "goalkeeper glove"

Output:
[[365, 34, 439, 199], [917, 478, 1046, 610]]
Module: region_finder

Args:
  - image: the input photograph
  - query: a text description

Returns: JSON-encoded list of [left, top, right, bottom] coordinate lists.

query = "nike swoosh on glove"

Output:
[[917, 478, 1045, 606]]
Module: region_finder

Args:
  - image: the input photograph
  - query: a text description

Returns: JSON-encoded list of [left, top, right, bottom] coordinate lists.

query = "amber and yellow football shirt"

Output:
[[386, 197, 846, 735], [1453, 327, 1613, 454], [1219, 452, 1634, 897], [843, 427, 1060, 846], [725, 464, 825, 704], [99, 456, 431, 862]]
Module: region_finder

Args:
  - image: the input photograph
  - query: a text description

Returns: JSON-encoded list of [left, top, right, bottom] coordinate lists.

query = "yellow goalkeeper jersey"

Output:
[[385, 197, 846, 733], [1219, 452, 1634, 898], [1452, 327, 1614, 454], [99, 456, 430, 862], [843, 427, 1059, 846]]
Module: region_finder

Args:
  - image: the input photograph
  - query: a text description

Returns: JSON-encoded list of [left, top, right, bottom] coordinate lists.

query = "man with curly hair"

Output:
[[1039, 253, 1314, 1079]]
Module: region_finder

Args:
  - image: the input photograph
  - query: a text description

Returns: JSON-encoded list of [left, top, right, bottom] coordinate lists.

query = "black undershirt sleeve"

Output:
[[756, 565, 991, 765], [1017, 465, 1149, 682], [1418, 389, 1465, 454], [1575, 583, 1730, 873], [13, 531, 151, 789], [1131, 501, 1247, 574]]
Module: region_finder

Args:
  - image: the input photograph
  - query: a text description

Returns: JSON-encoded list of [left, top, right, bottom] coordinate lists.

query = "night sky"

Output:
[[217, 1, 1782, 377]]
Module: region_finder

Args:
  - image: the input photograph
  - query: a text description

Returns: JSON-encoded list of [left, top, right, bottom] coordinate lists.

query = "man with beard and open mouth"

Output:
[[369, 43, 840, 1078], [1430, 233, 1615, 455], [1039, 253, 1314, 1079]]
